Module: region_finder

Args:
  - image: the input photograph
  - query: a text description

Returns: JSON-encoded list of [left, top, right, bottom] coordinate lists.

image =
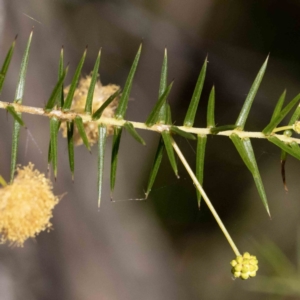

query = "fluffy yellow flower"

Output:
[[61, 75, 120, 146], [0, 163, 59, 247]]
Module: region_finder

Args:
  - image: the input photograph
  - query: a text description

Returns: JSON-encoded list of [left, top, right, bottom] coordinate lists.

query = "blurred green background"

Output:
[[0, 0, 300, 299]]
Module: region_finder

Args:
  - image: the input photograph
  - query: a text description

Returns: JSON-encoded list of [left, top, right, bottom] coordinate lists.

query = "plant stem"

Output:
[[272, 125, 293, 133], [171, 137, 241, 257], [0, 100, 300, 144]]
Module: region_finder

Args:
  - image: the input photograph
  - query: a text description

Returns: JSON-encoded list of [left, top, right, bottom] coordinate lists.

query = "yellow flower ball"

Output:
[[230, 252, 259, 280], [0, 163, 60, 247]]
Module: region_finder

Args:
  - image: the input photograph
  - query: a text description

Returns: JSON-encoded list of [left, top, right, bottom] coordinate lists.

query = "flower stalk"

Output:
[[171, 137, 241, 257]]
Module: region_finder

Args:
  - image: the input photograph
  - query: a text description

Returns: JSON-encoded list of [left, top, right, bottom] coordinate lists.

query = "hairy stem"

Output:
[[171, 137, 241, 257], [0, 101, 300, 144]]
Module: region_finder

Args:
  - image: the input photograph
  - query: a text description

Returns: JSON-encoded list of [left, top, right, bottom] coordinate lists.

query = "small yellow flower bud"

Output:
[[230, 260, 237, 267], [233, 271, 241, 278], [241, 273, 249, 280], [249, 271, 257, 277], [243, 252, 251, 259], [234, 264, 242, 272], [293, 121, 300, 134], [236, 256, 243, 264], [241, 266, 249, 273]]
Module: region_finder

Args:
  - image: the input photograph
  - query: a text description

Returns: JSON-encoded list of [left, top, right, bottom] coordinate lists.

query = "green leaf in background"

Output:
[[170, 126, 196, 140], [44, 65, 69, 111], [0, 35, 17, 93], [6, 106, 25, 127], [263, 93, 300, 135], [157, 48, 168, 124], [115, 44, 142, 120], [210, 125, 237, 134], [85, 49, 101, 114], [110, 126, 122, 197], [10, 30, 33, 183], [97, 125, 107, 208], [124, 122, 146, 145], [145, 81, 173, 127], [145, 137, 164, 198], [184, 57, 207, 127], [67, 121, 75, 180], [196, 134, 207, 208], [207, 86, 215, 128], [74, 115, 91, 152], [63, 47, 87, 111], [92, 89, 121, 120], [161, 131, 178, 178], [230, 133, 270, 217], [235, 56, 269, 130], [50, 117, 60, 180]]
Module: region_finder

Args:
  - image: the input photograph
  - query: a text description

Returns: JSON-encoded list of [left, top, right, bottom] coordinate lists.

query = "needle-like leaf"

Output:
[[67, 121, 74, 180], [145, 137, 164, 198], [85, 50, 101, 114], [92, 89, 121, 120], [207, 86, 215, 128], [63, 47, 87, 111], [157, 49, 168, 124], [124, 122, 146, 145], [57, 46, 64, 108], [280, 96, 300, 190], [170, 126, 196, 140], [230, 133, 270, 217], [263, 93, 300, 135], [97, 125, 107, 208], [184, 57, 207, 127], [50, 117, 60, 180], [6, 106, 25, 127], [145, 81, 173, 127], [210, 125, 237, 134], [270, 90, 286, 123], [74, 115, 90, 152], [0, 35, 17, 93], [161, 131, 178, 178], [235, 56, 269, 130], [110, 126, 122, 196], [115, 44, 142, 120], [196, 134, 207, 208], [10, 30, 33, 183], [268, 136, 300, 160], [44, 65, 69, 111]]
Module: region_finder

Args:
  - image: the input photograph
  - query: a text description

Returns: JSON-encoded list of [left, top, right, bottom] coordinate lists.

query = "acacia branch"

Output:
[[1, 100, 299, 144]]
